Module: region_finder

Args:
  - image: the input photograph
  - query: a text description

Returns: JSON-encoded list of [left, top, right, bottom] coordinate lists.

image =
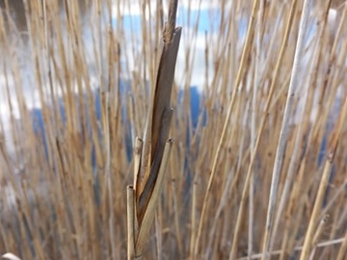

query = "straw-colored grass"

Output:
[[0, 0, 346, 259]]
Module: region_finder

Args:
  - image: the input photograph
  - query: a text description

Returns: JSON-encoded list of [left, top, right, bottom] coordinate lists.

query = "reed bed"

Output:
[[0, 0, 346, 259]]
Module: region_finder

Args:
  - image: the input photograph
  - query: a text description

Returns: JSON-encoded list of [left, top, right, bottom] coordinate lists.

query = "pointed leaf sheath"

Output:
[[137, 27, 182, 221]]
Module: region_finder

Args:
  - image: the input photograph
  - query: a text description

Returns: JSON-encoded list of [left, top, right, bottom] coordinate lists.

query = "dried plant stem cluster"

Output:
[[0, 0, 346, 259], [127, 1, 181, 258]]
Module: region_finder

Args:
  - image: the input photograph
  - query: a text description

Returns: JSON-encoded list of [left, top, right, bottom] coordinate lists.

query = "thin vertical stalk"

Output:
[[336, 232, 347, 260], [127, 186, 136, 260], [249, 1, 265, 258], [228, 0, 297, 258], [261, 0, 313, 258], [193, 0, 259, 257], [299, 94, 347, 260]]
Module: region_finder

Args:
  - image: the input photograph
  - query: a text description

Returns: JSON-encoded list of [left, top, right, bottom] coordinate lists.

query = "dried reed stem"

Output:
[[261, 0, 313, 258], [299, 95, 347, 260], [336, 232, 347, 260], [193, 0, 260, 257], [126, 0, 181, 258], [237, 237, 346, 260], [1, 0, 346, 259]]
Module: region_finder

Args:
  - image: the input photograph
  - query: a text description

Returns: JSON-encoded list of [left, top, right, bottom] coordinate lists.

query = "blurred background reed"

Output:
[[0, 0, 346, 259]]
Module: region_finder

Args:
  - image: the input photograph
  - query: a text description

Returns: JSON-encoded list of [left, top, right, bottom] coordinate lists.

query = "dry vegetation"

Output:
[[0, 0, 346, 259]]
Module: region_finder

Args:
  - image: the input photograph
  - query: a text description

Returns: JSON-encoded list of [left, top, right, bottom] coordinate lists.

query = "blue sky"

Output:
[[115, 6, 249, 38], [116, 8, 220, 35]]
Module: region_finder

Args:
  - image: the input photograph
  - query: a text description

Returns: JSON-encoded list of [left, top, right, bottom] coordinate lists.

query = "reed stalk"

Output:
[[0, 0, 346, 259], [126, 0, 181, 258]]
